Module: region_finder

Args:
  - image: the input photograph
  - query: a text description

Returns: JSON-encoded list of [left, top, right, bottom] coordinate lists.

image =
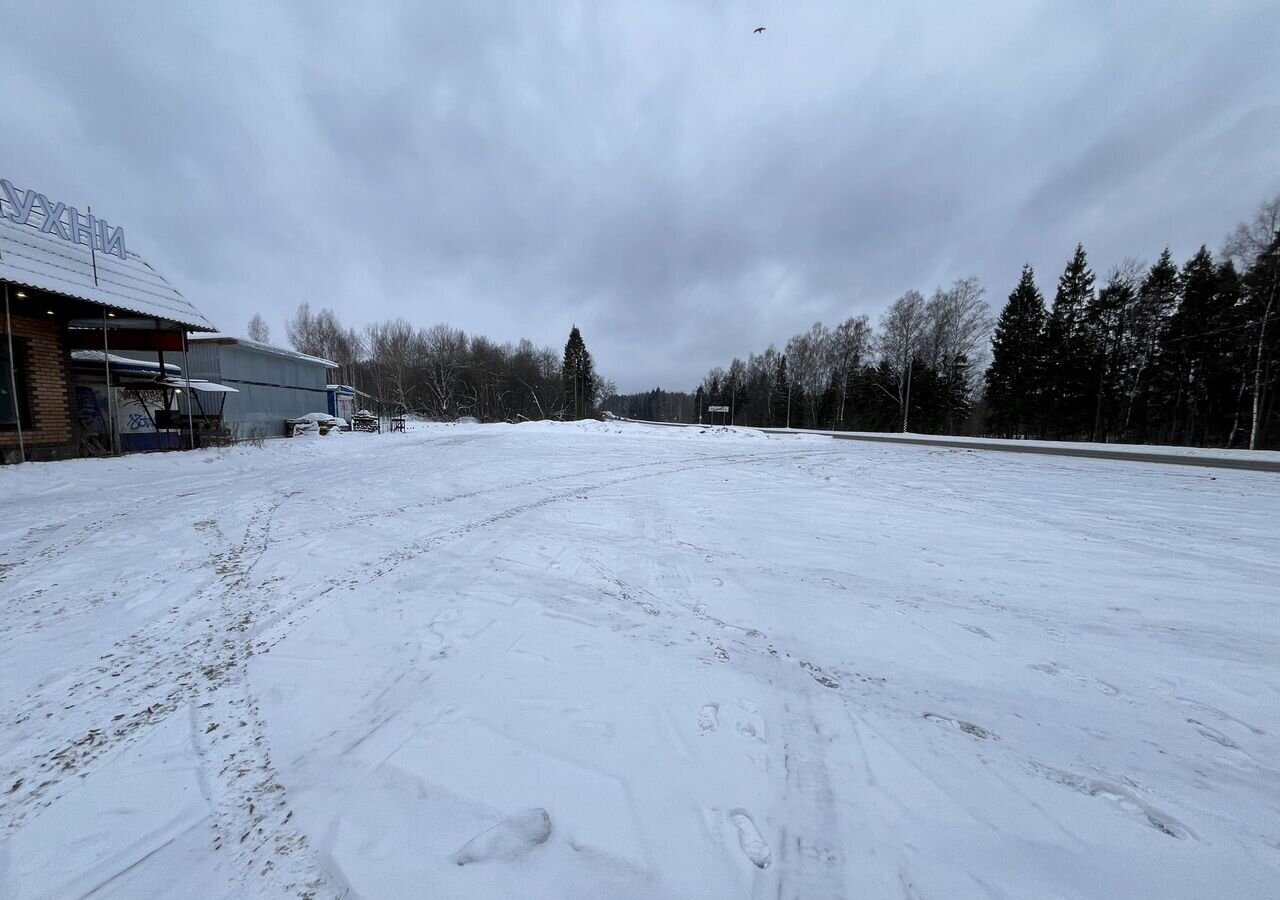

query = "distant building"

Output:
[[180, 336, 337, 440], [327, 384, 356, 422]]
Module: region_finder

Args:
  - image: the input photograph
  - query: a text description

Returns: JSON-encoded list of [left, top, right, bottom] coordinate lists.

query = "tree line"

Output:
[[608, 194, 1280, 449], [271, 307, 611, 422], [986, 198, 1279, 449], [608, 276, 993, 434]]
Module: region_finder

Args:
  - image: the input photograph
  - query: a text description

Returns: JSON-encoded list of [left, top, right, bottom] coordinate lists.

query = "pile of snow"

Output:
[[452, 808, 552, 866], [292, 412, 345, 426], [689, 425, 766, 439]]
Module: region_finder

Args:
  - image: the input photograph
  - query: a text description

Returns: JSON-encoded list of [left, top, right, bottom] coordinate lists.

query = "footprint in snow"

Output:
[[799, 660, 840, 689], [734, 701, 765, 742], [1032, 764, 1191, 840], [730, 809, 771, 868], [698, 703, 719, 735], [1187, 719, 1241, 750], [453, 808, 552, 866], [923, 712, 998, 741], [1030, 662, 1119, 696]]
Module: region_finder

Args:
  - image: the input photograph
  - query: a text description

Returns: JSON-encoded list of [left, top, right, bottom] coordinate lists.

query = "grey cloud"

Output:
[[2, 1, 1277, 391]]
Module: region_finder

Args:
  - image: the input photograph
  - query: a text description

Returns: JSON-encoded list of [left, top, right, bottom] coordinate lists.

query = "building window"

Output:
[[0, 337, 32, 428]]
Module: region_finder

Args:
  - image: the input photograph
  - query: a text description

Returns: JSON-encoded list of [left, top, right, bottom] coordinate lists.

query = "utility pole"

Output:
[[786, 384, 791, 429]]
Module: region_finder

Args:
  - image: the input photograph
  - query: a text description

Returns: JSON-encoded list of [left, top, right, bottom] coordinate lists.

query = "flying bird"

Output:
[[753, 26, 766, 34]]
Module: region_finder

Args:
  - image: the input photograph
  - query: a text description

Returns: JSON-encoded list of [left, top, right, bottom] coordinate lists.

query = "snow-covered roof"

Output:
[[157, 375, 238, 393], [188, 334, 337, 368], [0, 184, 216, 331], [71, 350, 182, 374]]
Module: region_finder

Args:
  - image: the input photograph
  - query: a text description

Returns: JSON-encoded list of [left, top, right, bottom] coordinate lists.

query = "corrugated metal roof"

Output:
[[188, 334, 337, 368], [0, 183, 216, 331]]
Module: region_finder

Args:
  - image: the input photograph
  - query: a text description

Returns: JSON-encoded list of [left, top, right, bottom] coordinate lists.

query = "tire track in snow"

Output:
[[0, 493, 287, 836], [0, 512, 130, 615], [251, 448, 826, 657], [769, 700, 849, 900], [575, 549, 857, 898], [185, 493, 345, 899], [0, 447, 826, 844], [218, 449, 832, 897], [273, 448, 754, 543], [190, 618, 338, 898], [0, 454, 665, 822]]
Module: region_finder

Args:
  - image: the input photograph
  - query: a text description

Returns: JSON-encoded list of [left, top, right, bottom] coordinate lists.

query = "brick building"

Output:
[[1, 178, 216, 462]]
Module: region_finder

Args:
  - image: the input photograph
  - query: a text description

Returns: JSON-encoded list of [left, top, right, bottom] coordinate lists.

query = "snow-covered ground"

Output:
[[1, 421, 1278, 899]]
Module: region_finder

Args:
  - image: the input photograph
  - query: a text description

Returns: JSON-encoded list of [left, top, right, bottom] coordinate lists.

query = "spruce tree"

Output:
[[1085, 271, 1139, 442], [1155, 247, 1222, 443], [774, 354, 790, 427], [941, 353, 974, 434], [1123, 249, 1181, 438], [1045, 245, 1096, 437], [561, 325, 597, 419], [984, 264, 1048, 438]]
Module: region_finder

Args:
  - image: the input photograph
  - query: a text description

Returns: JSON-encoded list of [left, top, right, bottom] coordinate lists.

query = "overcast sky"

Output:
[[3, 1, 1277, 391]]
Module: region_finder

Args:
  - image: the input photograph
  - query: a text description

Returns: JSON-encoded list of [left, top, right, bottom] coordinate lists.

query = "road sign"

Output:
[[707, 405, 730, 413]]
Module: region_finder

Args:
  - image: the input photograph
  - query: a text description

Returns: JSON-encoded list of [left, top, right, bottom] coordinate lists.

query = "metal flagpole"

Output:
[[4, 284, 26, 463], [102, 310, 116, 456], [87, 205, 100, 287], [181, 330, 196, 450]]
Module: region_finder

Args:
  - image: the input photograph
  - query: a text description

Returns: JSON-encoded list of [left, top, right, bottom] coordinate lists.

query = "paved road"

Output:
[[615, 419, 1280, 472], [781, 430, 1280, 472]]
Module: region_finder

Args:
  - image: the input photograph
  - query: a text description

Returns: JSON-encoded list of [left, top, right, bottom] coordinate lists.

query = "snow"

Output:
[[1, 421, 1278, 899], [70, 350, 182, 374], [452, 808, 553, 866]]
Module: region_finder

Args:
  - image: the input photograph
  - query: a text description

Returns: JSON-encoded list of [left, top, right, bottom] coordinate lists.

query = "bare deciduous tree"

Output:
[[1223, 195, 1280, 450], [826, 316, 873, 427], [247, 313, 270, 344], [785, 322, 832, 427], [422, 323, 470, 418], [923, 277, 993, 389], [1223, 194, 1280, 268], [878, 290, 929, 431]]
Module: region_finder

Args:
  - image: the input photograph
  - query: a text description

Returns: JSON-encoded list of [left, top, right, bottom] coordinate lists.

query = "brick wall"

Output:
[[1, 310, 74, 459]]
